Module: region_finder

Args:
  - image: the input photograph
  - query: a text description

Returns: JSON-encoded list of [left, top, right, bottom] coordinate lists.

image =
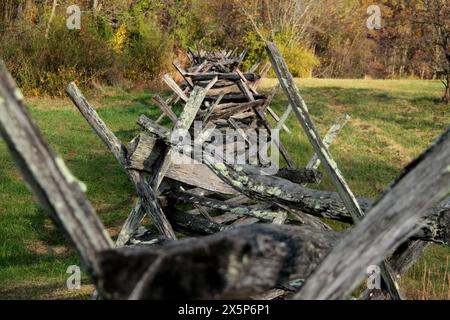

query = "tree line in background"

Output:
[[0, 0, 448, 102]]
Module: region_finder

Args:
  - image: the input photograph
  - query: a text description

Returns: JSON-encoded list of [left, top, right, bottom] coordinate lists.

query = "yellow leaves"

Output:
[[112, 24, 127, 52]]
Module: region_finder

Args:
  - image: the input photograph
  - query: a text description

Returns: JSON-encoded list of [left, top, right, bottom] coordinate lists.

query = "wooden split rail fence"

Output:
[[0, 43, 448, 300]]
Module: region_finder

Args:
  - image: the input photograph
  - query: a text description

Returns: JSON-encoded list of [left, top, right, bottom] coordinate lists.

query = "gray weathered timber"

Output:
[[0, 64, 113, 278], [248, 61, 261, 73], [251, 63, 271, 90], [152, 95, 178, 124], [171, 190, 283, 222], [266, 42, 402, 299], [172, 59, 194, 88], [306, 114, 351, 172], [260, 84, 280, 113], [294, 126, 450, 300], [151, 86, 207, 190], [66, 83, 176, 242], [66, 82, 128, 169], [208, 99, 265, 121], [93, 224, 339, 300], [185, 72, 260, 82], [274, 104, 292, 133], [361, 197, 450, 299], [203, 91, 225, 124], [267, 106, 291, 133], [162, 74, 189, 102], [134, 118, 237, 195], [254, 106, 295, 168], [267, 42, 364, 222], [165, 209, 227, 235], [275, 168, 322, 185]]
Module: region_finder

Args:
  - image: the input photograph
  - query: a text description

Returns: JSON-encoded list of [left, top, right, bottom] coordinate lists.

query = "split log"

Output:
[[172, 60, 194, 88], [205, 93, 267, 103], [185, 72, 260, 82], [166, 209, 226, 235], [306, 114, 351, 172], [207, 99, 265, 121], [275, 168, 322, 184], [94, 224, 340, 300], [150, 86, 207, 190], [294, 126, 450, 300], [0, 63, 113, 283], [274, 104, 292, 133], [152, 95, 178, 124], [162, 74, 188, 102], [253, 105, 295, 167], [170, 190, 283, 222]]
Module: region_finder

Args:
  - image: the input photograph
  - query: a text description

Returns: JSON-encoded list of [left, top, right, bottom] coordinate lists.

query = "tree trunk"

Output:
[[444, 73, 450, 104]]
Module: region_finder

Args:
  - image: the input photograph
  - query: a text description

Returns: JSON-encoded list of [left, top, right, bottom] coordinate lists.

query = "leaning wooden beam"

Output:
[[0, 63, 113, 281], [267, 42, 364, 222], [306, 114, 351, 172], [151, 86, 208, 190], [361, 197, 449, 300], [266, 42, 402, 299], [248, 61, 261, 73], [294, 126, 450, 300], [260, 84, 279, 113], [250, 63, 271, 90], [253, 105, 295, 168], [94, 224, 339, 299], [162, 74, 189, 102], [274, 104, 292, 133], [152, 95, 178, 124], [203, 91, 225, 124], [172, 59, 194, 88], [66, 83, 177, 242]]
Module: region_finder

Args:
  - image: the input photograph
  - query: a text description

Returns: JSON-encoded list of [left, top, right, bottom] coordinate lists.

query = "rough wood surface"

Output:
[[170, 190, 283, 222], [151, 86, 207, 190], [186, 72, 260, 82], [294, 126, 450, 300], [162, 74, 189, 102], [94, 224, 340, 300], [152, 95, 178, 124]]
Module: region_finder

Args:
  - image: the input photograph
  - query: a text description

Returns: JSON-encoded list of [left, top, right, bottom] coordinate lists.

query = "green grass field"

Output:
[[0, 79, 449, 299]]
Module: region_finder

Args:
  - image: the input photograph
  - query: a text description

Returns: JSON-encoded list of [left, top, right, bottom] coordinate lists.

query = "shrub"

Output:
[[0, 14, 120, 96], [124, 14, 174, 81], [242, 30, 319, 77]]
